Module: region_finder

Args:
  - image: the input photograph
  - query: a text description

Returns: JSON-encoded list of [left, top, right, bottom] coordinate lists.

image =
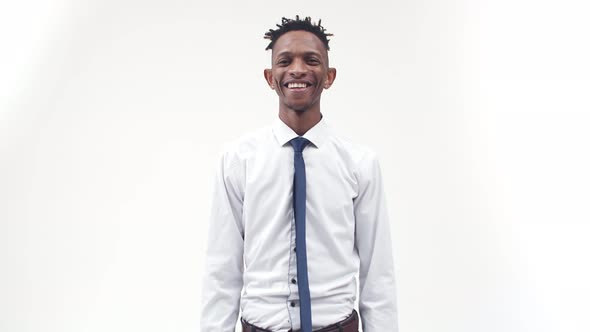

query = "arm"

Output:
[[354, 151, 399, 332], [201, 151, 245, 331]]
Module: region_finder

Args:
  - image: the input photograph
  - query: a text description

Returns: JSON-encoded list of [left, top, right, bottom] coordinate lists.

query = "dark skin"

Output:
[[264, 30, 337, 136]]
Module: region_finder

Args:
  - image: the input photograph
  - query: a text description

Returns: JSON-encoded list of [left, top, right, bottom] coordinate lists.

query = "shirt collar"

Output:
[[272, 114, 329, 149]]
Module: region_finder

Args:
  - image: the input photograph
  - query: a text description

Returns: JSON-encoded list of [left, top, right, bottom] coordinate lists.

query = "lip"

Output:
[[283, 80, 315, 89]]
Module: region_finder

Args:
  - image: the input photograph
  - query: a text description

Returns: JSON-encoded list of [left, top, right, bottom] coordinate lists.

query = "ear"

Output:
[[264, 69, 275, 89], [323, 67, 337, 89]]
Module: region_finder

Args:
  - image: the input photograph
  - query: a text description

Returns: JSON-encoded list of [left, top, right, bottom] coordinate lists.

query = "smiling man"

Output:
[[201, 16, 398, 332]]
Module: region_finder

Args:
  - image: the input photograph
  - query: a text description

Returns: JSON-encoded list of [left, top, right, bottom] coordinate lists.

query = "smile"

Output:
[[285, 82, 313, 89]]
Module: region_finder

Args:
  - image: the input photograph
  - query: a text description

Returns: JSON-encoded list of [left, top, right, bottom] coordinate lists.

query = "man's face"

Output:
[[264, 30, 336, 113]]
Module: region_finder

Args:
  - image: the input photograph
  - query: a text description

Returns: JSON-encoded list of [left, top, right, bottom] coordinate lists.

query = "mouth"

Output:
[[283, 81, 314, 90]]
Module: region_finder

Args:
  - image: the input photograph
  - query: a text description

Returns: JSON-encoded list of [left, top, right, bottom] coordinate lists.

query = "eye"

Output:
[[277, 59, 290, 66], [307, 58, 320, 65]]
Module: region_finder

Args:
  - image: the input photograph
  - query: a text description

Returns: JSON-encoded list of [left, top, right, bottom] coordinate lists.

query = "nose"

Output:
[[288, 58, 307, 77]]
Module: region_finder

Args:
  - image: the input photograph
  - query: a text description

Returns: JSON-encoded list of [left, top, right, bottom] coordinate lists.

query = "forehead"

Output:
[[272, 30, 328, 58]]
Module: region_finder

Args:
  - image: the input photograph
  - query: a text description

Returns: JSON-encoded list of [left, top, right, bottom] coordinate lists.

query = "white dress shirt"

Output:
[[201, 117, 398, 332]]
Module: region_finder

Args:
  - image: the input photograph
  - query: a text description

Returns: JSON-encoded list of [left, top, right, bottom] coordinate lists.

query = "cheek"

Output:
[[274, 77, 285, 95], [272, 73, 282, 85]]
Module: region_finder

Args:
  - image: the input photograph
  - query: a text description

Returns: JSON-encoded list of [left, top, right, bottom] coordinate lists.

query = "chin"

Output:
[[287, 103, 312, 113], [283, 99, 315, 113]]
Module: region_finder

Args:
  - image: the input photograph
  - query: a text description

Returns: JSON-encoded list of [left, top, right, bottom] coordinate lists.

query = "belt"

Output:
[[241, 310, 358, 332]]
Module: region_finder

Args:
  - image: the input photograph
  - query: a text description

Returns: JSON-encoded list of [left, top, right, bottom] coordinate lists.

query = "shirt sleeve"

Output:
[[200, 150, 245, 331], [353, 150, 399, 332]]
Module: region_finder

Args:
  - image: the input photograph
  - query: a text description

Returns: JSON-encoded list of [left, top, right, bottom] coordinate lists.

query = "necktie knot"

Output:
[[290, 137, 310, 153]]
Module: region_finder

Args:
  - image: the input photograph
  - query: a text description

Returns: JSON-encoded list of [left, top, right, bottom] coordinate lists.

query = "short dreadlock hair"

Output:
[[264, 15, 333, 51]]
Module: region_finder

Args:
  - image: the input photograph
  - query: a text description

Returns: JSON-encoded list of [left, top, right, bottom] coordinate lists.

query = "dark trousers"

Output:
[[241, 310, 359, 332]]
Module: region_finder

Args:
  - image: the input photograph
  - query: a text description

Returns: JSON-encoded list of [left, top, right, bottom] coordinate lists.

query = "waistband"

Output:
[[241, 310, 358, 332]]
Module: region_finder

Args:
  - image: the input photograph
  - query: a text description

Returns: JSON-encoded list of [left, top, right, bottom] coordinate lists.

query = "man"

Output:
[[201, 16, 398, 332]]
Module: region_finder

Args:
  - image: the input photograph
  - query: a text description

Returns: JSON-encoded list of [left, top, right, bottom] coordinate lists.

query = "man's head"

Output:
[[263, 16, 337, 114]]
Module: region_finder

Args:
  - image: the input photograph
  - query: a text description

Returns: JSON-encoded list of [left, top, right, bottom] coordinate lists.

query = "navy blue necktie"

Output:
[[290, 137, 312, 332]]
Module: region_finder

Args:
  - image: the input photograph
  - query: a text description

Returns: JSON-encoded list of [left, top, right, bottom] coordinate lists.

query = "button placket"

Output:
[[286, 207, 298, 328]]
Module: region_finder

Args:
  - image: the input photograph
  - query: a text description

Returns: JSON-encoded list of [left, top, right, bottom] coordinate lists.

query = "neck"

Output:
[[278, 109, 322, 136]]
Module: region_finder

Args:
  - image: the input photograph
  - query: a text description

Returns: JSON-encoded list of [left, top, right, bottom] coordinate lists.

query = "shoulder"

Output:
[[218, 125, 272, 166], [328, 128, 380, 169], [324, 128, 384, 192]]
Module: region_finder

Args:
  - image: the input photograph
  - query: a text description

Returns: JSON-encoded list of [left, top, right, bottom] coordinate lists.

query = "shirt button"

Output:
[[290, 301, 296, 307], [294, 247, 296, 252], [291, 278, 297, 284]]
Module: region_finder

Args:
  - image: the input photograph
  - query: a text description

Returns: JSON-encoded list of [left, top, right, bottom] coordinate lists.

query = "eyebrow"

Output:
[[275, 51, 323, 58]]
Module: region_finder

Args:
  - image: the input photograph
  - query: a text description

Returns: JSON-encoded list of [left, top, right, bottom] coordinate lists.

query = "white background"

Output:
[[1, 0, 589, 331]]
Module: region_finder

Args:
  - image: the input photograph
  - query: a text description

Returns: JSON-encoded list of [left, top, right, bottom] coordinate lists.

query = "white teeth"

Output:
[[288, 82, 308, 88]]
